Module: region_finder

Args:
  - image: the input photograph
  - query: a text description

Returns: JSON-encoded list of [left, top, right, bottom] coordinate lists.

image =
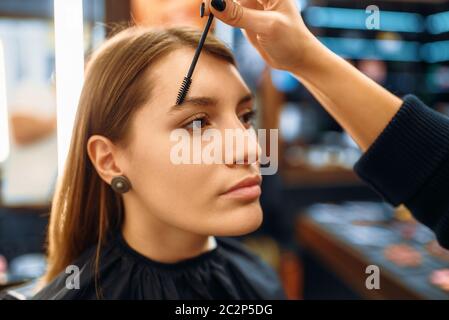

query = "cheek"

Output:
[[125, 130, 218, 213], [123, 128, 263, 236]]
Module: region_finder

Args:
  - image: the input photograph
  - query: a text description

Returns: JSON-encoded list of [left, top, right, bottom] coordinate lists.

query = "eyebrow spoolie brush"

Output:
[[176, 4, 215, 105]]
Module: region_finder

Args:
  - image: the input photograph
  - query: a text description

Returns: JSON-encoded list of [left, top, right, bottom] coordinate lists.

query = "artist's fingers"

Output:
[[241, 29, 273, 64], [239, 0, 263, 10], [202, 0, 261, 16], [204, 0, 269, 33], [202, 1, 211, 17]]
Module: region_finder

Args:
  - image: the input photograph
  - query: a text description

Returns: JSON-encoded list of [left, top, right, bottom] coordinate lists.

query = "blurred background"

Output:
[[1, 0, 449, 300]]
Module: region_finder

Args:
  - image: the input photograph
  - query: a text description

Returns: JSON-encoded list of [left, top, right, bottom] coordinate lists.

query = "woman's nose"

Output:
[[222, 116, 261, 166]]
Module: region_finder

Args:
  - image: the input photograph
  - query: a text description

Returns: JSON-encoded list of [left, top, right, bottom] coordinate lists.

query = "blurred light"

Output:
[[296, 0, 307, 12], [319, 37, 420, 62], [421, 40, 449, 63], [280, 103, 302, 143], [233, 30, 265, 91], [271, 69, 299, 93], [214, 19, 234, 49], [0, 39, 9, 163], [305, 7, 424, 33], [427, 11, 449, 35], [54, 0, 84, 175]]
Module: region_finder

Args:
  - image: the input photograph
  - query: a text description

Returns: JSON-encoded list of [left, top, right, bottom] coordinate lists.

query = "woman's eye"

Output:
[[183, 115, 210, 130], [239, 110, 257, 127]]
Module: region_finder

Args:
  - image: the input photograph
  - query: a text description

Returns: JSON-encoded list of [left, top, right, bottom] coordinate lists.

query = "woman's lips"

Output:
[[221, 176, 262, 201]]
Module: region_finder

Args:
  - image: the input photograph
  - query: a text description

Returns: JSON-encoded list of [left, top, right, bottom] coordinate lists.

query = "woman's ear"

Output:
[[87, 135, 124, 185]]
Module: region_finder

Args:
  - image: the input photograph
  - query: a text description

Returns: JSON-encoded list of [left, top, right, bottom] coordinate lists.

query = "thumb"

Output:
[[204, 0, 267, 33]]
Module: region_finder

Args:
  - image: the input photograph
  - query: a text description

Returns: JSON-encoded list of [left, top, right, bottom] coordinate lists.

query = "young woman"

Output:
[[32, 27, 286, 299], [207, 0, 449, 249]]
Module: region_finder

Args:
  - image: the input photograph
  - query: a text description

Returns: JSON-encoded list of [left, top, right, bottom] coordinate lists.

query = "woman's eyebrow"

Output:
[[168, 93, 254, 114], [238, 93, 254, 106], [168, 96, 218, 114]]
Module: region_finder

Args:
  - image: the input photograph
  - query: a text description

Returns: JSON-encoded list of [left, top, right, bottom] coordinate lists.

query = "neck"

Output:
[[121, 195, 216, 263]]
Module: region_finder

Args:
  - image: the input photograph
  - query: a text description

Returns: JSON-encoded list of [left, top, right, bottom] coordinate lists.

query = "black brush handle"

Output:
[[176, 14, 215, 105], [187, 14, 214, 79]]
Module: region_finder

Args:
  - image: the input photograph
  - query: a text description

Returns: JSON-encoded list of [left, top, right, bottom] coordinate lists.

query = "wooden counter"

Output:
[[296, 215, 442, 299]]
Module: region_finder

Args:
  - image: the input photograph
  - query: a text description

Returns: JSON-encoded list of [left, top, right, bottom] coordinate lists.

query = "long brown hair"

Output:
[[43, 27, 235, 285]]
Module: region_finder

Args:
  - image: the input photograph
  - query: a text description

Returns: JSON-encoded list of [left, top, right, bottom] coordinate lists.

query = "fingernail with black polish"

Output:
[[200, 2, 205, 17], [211, 0, 226, 12]]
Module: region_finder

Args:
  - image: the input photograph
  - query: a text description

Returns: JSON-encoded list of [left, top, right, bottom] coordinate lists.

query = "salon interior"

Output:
[[1, 0, 449, 300]]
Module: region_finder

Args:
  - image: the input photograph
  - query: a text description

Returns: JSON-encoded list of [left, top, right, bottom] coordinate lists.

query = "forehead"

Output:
[[147, 48, 249, 110]]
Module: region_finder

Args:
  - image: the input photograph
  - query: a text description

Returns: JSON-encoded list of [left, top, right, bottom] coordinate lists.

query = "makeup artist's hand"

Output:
[[205, 0, 316, 72], [206, 0, 403, 154]]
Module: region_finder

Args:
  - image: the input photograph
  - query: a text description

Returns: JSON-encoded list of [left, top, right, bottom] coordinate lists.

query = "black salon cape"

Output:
[[32, 234, 286, 300]]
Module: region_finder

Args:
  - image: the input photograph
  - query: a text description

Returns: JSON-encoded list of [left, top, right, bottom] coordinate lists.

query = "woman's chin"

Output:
[[211, 203, 263, 237]]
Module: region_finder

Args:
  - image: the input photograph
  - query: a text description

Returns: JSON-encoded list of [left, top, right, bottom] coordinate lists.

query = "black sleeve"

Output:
[[354, 95, 449, 248]]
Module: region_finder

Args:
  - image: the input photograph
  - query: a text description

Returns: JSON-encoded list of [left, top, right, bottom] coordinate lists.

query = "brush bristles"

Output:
[[176, 77, 192, 105]]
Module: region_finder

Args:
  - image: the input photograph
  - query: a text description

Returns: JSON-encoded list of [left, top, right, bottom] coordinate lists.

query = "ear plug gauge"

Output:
[[111, 176, 132, 194]]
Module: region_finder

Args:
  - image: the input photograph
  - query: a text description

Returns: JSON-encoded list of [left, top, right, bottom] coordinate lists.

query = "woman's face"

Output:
[[118, 48, 263, 237]]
